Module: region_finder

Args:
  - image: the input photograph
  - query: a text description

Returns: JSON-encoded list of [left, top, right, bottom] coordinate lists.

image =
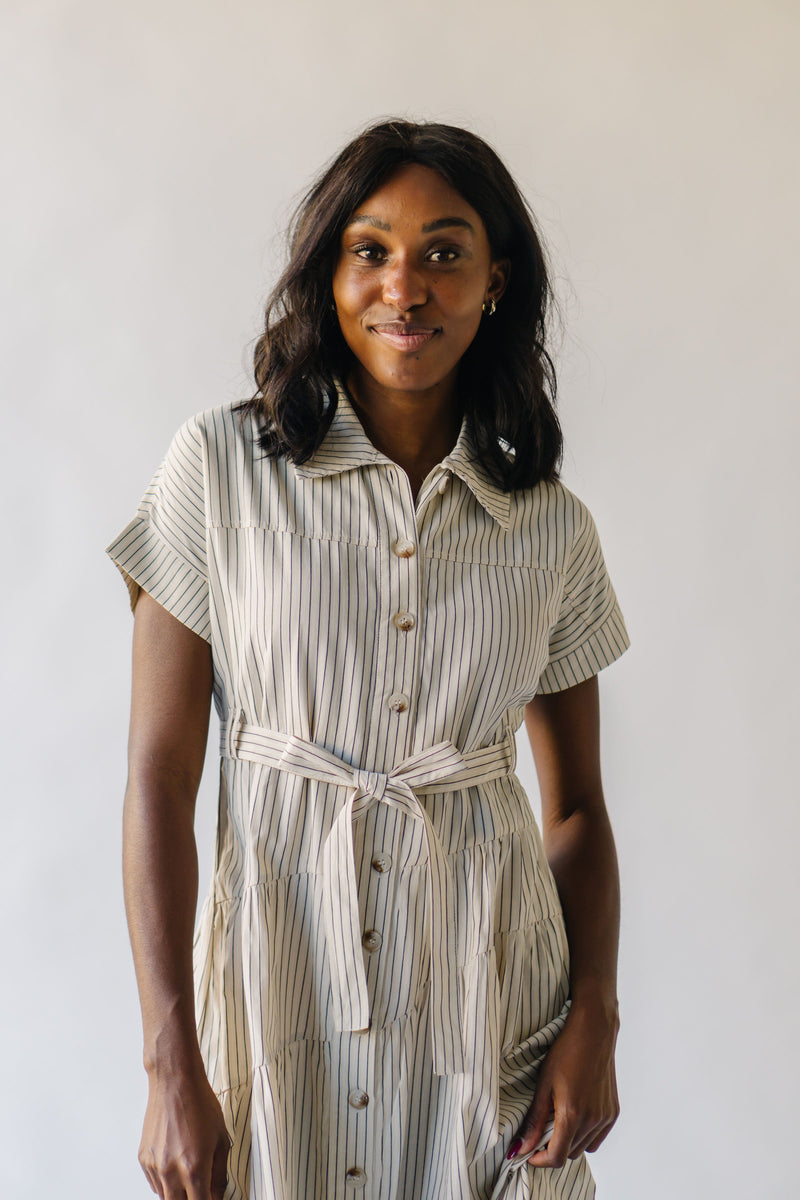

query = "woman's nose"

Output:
[[382, 258, 427, 310]]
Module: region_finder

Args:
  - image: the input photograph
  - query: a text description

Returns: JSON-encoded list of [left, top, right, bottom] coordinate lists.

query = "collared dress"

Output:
[[107, 395, 629, 1200]]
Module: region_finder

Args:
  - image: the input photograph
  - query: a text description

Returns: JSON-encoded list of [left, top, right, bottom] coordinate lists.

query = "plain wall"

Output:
[[2, 1, 798, 1196]]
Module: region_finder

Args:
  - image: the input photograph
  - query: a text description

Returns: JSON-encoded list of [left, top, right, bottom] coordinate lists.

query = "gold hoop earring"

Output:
[[482, 298, 497, 317]]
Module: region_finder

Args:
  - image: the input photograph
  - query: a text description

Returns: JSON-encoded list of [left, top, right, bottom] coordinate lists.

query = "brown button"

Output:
[[345, 1166, 367, 1188], [393, 611, 416, 632], [362, 930, 382, 952], [387, 691, 409, 713], [348, 1088, 369, 1109], [371, 853, 392, 874], [393, 537, 416, 558]]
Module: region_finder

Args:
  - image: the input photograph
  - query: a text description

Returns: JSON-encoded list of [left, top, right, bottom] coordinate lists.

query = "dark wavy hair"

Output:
[[240, 119, 562, 490]]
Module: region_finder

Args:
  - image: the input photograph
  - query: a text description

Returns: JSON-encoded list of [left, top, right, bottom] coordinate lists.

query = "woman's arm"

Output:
[[511, 674, 621, 1169], [124, 590, 230, 1200]]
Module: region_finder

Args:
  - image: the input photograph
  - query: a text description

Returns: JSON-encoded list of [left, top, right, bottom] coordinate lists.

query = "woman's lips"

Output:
[[370, 323, 439, 351]]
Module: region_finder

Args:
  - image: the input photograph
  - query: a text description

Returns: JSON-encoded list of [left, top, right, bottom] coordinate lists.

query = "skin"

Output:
[[517, 680, 620, 1168], [123, 163, 621, 1195], [125, 594, 228, 1200]]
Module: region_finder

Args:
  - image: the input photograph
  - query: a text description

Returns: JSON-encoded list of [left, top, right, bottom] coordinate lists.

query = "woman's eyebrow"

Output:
[[421, 216, 474, 234], [345, 214, 391, 231], [344, 215, 475, 234]]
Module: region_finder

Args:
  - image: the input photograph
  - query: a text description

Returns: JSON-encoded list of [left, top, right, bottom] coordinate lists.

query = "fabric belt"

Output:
[[219, 711, 516, 1076]]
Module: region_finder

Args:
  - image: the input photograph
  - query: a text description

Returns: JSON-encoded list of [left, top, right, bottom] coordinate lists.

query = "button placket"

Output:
[[414, 467, 452, 515], [361, 463, 421, 763], [333, 1010, 375, 1198], [382, 496, 422, 741]]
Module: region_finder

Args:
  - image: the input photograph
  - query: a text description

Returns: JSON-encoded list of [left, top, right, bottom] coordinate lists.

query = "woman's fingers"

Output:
[[561, 1115, 608, 1161], [141, 1126, 231, 1199], [509, 1077, 553, 1161], [582, 1118, 615, 1156], [512, 1071, 616, 1168], [210, 1132, 231, 1199], [141, 1164, 163, 1197], [525, 1101, 577, 1169], [141, 1143, 225, 1200], [510, 998, 621, 1169], [524, 1105, 615, 1167], [157, 1161, 192, 1200], [138, 1069, 231, 1200]]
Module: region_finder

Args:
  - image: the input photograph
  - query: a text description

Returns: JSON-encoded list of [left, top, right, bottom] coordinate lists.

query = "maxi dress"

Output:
[[107, 393, 629, 1200]]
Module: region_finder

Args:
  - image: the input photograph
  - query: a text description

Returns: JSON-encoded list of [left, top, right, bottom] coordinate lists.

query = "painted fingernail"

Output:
[[507, 1138, 522, 1160]]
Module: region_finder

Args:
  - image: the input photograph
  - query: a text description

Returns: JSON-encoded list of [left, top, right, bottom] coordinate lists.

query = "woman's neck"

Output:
[[346, 370, 461, 499]]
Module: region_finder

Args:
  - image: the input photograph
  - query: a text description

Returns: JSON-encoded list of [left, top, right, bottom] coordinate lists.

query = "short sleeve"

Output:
[[105, 415, 210, 642], [536, 500, 630, 694]]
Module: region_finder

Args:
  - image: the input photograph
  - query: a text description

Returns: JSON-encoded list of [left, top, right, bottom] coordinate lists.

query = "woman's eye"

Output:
[[428, 247, 460, 263], [347, 244, 460, 264], [353, 244, 385, 261]]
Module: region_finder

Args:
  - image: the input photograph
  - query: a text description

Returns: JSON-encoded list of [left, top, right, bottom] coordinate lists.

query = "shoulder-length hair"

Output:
[[241, 119, 562, 490]]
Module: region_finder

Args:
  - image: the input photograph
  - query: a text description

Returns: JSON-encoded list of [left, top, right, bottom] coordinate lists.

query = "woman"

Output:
[[109, 119, 629, 1200]]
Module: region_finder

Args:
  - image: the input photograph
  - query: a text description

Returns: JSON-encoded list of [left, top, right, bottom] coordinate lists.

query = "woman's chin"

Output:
[[353, 360, 458, 400]]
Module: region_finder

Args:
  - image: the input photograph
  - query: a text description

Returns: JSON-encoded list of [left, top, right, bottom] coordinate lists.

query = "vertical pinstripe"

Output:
[[107, 394, 629, 1200]]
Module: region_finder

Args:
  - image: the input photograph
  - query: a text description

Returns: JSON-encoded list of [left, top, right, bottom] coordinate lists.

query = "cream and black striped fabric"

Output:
[[107, 393, 629, 1200]]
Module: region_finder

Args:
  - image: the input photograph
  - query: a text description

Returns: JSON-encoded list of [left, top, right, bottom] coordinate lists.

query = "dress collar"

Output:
[[294, 384, 511, 529], [441, 427, 511, 529]]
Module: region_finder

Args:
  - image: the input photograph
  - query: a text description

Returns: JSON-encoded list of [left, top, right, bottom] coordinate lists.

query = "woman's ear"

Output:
[[488, 258, 511, 304]]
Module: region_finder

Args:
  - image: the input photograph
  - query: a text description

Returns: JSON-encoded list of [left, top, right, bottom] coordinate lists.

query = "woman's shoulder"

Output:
[[170, 401, 298, 529], [164, 401, 267, 487], [172, 400, 258, 456], [522, 476, 593, 521], [507, 476, 598, 568]]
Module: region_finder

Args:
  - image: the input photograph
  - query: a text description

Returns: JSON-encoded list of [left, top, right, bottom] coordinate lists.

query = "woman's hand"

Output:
[[139, 1065, 231, 1200], [509, 998, 620, 1168]]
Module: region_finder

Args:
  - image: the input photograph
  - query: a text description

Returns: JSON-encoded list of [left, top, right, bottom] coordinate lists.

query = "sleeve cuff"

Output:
[[106, 516, 211, 643], [536, 604, 630, 694]]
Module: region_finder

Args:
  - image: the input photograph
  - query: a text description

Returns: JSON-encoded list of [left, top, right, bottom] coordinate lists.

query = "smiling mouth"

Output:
[[370, 323, 439, 351]]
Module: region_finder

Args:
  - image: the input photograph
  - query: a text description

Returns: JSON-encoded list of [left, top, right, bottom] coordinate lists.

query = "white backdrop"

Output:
[[2, 1, 798, 1196]]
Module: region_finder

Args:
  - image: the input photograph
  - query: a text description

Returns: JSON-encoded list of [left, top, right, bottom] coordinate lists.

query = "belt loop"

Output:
[[505, 727, 517, 773], [224, 709, 245, 759]]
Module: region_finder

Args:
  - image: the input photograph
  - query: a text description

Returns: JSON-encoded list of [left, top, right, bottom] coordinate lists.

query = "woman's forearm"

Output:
[[524, 677, 621, 1017], [544, 801, 620, 1017], [123, 767, 204, 1078], [125, 590, 214, 1078]]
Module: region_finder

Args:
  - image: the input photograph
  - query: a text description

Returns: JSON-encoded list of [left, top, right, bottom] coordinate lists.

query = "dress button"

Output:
[[393, 536, 416, 558], [437, 473, 450, 494], [362, 930, 382, 952], [393, 611, 416, 632], [387, 691, 409, 714], [345, 1166, 367, 1188], [348, 1088, 369, 1109], [371, 853, 392, 874]]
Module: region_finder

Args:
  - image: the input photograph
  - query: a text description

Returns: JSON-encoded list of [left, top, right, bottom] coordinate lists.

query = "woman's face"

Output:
[[332, 163, 507, 404]]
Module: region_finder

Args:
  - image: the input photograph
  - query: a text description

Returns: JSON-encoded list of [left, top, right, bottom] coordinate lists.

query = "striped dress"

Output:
[[107, 393, 629, 1200]]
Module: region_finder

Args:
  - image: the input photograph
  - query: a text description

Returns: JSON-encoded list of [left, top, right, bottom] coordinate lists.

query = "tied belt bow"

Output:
[[221, 712, 515, 1076]]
